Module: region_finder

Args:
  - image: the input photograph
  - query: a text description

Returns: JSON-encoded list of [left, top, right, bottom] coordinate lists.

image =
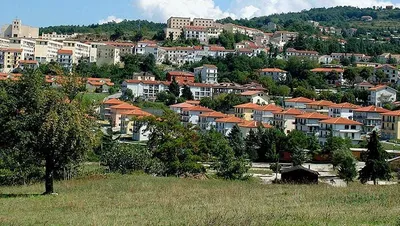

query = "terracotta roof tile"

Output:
[[183, 106, 214, 112], [381, 110, 400, 116], [296, 112, 330, 120], [215, 116, 244, 123], [238, 121, 273, 128], [276, 108, 304, 115], [240, 90, 263, 96], [311, 68, 344, 73], [170, 103, 194, 108], [199, 111, 227, 118], [103, 98, 125, 105], [329, 102, 360, 109], [120, 109, 153, 117], [256, 104, 283, 112], [319, 118, 362, 125], [353, 106, 390, 113], [306, 100, 335, 107], [259, 68, 287, 73], [285, 97, 314, 103], [234, 103, 261, 109], [110, 103, 140, 110]]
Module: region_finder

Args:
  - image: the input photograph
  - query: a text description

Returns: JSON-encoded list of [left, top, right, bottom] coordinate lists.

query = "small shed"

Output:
[[281, 166, 319, 184]]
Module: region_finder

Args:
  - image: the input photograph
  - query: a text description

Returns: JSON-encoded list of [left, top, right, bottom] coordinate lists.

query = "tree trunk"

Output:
[[43, 154, 55, 195], [373, 179, 377, 185]]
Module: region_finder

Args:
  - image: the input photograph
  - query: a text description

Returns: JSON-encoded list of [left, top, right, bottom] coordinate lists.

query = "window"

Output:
[[345, 125, 349, 129]]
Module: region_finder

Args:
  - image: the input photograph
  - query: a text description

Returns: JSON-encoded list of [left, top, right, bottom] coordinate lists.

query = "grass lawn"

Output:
[[1, 174, 399, 225], [79, 93, 109, 107]]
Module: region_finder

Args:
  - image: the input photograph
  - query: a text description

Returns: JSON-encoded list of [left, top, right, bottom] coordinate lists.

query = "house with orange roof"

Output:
[[199, 111, 227, 130], [328, 102, 360, 119], [102, 98, 126, 119], [109, 103, 140, 127], [215, 116, 245, 136], [273, 108, 304, 135], [181, 105, 214, 125], [374, 64, 399, 83], [185, 100, 200, 106], [381, 110, 400, 140], [295, 112, 330, 136], [354, 81, 374, 91], [86, 78, 114, 93], [353, 106, 390, 133], [167, 71, 195, 83], [122, 79, 169, 101], [240, 90, 269, 105], [238, 121, 273, 136], [258, 68, 287, 82], [319, 118, 363, 144], [310, 67, 345, 85], [368, 85, 397, 107], [169, 102, 194, 114], [119, 109, 153, 141], [234, 102, 262, 121], [253, 104, 283, 124], [305, 100, 335, 115], [285, 97, 314, 109]]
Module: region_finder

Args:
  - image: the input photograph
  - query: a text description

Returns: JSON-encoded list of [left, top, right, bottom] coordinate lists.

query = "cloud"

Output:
[[99, 16, 124, 24], [133, 0, 235, 22], [133, 0, 400, 22]]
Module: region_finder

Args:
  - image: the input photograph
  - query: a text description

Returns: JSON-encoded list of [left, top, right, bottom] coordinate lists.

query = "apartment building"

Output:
[[368, 85, 397, 107], [1, 19, 39, 39], [109, 103, 140, 128], [41, 32, 78, 41], [88, 42, 106, 63], [101, 98, 125, 120], [57, 49, 73, 71], [381, 110, 400, 140], [234, 103, 261, 121], [96, 45, 121, 66], [193, 64, 218, 84], [270, 31, 298, 47], [167, 17, 191, 29], [188, 83, 213, 100], [310, 67, 345, 85], [62, 41, 90, 63], [170, 102, 195, 114], [122, 79, 169, 100], [207, 26, 223, 39], [34, 39, 64, 63], [295, 112, 330, 136], [353, 106, 390, 134], [374, 64, 399, 83], [216, 116, 245, 136], [0, 48, 23, 73], [286, 48, 319, 60], [0, 38, 10, 48], [9, 38, 35, 61], [86, 78, 114, 93], [259, 68, 287, 82], [181, 105, 214, 125], [164, 28, 183, 41], [105, 42, 135, 56], [253, 104, 283, 124], [119, 109, 152, 139], [199, 111, 227, 130], [305, 100, 335, 115], [240, 91, 269, 105], [319, 118, 363, 145], [158, 47, 195, 65], [328, 102, 360, 119], [273, 108, 304, 135], [193, 18, 214, 27], [183, 26, 208, 44], [167, 71, 195, 83], [285, 97, 314, 109]]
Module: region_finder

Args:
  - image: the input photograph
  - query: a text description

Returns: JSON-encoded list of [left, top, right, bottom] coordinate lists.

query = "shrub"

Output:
[[213, 150, 250, 180], [269, 163, 281, 173]]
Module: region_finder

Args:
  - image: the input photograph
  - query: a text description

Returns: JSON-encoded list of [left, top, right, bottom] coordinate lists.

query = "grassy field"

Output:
[[1, 174, 399, 225]]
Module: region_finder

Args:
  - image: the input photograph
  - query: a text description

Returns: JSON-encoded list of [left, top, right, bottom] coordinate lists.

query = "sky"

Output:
[[1, 0, 400, 27]]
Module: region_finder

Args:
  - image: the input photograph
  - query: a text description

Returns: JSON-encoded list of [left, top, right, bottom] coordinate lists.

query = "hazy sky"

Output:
[[1, 0, 400, 27]]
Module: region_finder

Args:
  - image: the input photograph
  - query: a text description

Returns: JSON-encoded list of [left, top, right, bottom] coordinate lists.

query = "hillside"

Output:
[[217, 6, 400, 32], [1, 173, 399, 225]]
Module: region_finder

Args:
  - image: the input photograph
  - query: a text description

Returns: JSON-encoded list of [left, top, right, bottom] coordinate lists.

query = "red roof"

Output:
[[170, 103, 194, 108], [311, 68, 344, 73], [285, 97, 314, 103], [276, 108, 304, 115], [256, 104, 283, 112], [58, 49, 73, 55], [295, 112, 330, 120], [199, 111, 227, 118], [259, 68, 286, 73], [103, 98, 125, 105], [185, 100, 200, 105], [215, 116, 244, 123], [0, 48, 22, 53], [319, 118, 362, 125], [329, 102, 360, 109], [240, 90, 263, 96], [353, 106, 390, 113], [167, 71, 194, 77], [183, 106, 213, 112], [19, 60, 38, 64], [120, 109, 153, 117], [234, 103, 261, 109], [369, 85, 389, 91], [306, 100, 335, 107], [110, 103, 140, 110]]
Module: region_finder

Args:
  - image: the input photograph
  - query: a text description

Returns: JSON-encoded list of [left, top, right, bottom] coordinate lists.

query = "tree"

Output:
[[110, 27, 124, 41], [375, 69, 386, 83], [338, 154, 357, 185], [213, 148, 250, 180], [359, 131, 391, 185], [292, 148, 309, 166], [181, 85, 194, 100], [140, 54, 156, 72], [199, 129, 230, 160], [156, 91, 176, 106], [343, 67, 358, 86], [359, 67, 372, 81], [228, 125, 245, 157], [0, 71, 95, 194], [168, 76, 180, 97], [121, 88, 134, 102]]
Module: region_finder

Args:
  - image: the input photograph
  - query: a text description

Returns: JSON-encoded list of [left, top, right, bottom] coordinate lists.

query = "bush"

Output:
[[213, 150, 250, 180], [270, 163, 281, 173]]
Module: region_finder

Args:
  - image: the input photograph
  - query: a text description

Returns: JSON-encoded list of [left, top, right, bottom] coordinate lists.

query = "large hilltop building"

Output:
[[1, 19, 39, 39]]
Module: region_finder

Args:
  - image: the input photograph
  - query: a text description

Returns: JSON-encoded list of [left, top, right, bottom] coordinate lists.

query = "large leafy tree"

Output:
[[181, 85, 194, 100], [228, 125, 245, 157], [168, 76, 180, 97], [359, 131, 391, 185], [0, 71, 95, 194]]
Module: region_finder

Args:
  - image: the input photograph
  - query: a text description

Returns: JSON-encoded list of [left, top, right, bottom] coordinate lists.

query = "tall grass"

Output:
[[0, 174, 399, 225]]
